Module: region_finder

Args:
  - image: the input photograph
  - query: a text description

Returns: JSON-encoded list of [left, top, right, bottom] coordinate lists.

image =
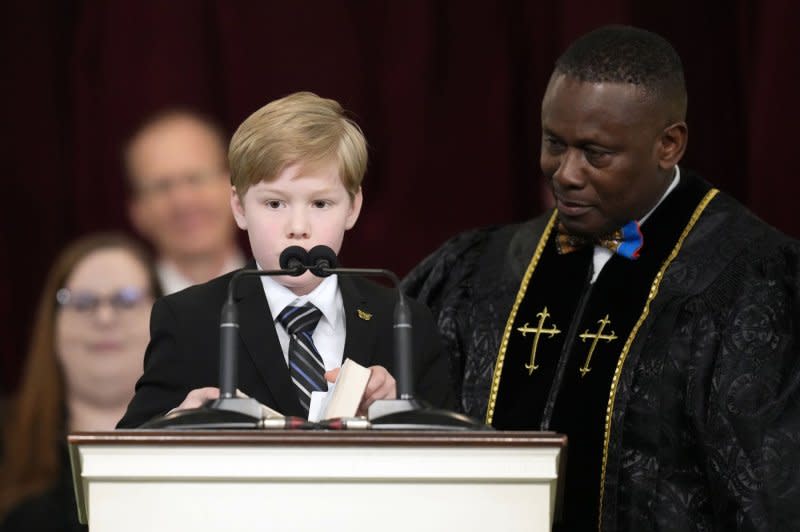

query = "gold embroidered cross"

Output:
[[578, 314, 617, 377], [517, 307, 561, 375]]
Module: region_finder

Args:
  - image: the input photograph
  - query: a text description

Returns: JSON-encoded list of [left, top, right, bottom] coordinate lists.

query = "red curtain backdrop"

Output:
[[2, 0, 799, 393]]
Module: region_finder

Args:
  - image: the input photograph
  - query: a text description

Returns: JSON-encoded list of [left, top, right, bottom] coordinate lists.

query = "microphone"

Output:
[[280, 245, 308, 273], [140, 247, 309, 429], [304, 245, 485, 430], [307, 245, 336, 277]]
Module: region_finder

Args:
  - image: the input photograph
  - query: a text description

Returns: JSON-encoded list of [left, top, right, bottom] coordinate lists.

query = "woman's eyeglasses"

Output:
[[56, 287, 150, 313]]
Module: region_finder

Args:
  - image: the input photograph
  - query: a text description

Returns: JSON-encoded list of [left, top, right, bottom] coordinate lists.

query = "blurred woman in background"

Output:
[[0, 232, 161, 531]]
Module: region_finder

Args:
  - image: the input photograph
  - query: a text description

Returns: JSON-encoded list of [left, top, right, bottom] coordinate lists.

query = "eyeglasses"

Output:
[[56, 287, 151, 313], [134, 169, 226, 199]]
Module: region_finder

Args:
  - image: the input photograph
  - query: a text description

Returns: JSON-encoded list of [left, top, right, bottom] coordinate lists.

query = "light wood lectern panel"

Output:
[[69, 430, 565, 532]]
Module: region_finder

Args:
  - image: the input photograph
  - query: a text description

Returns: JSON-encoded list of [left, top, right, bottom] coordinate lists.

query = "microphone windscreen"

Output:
[[279, 246, 309, 276], [308, 245, 339, 276]]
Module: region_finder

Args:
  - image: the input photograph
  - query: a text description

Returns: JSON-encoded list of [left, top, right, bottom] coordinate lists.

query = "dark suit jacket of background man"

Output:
[[118, 265, 453, 427]]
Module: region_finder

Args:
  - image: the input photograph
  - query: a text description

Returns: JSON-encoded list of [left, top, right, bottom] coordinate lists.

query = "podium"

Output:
[[69, 430, 565, 532]]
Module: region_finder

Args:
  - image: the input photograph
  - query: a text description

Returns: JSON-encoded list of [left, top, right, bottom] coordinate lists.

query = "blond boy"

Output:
[[119, 93, 452, 426]]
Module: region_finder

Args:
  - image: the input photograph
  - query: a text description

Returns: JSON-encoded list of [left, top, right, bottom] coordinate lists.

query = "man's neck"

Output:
[[163, 245, 241, 285], [639, 166, 681, 225]]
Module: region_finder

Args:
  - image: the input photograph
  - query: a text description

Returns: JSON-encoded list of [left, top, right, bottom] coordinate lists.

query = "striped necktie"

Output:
[[276, 302, 327, 414]]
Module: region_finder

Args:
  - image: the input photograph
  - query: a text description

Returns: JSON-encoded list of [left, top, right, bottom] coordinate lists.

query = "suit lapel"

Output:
[[339, 276, 379, 368], [235, 275, 304, 417]]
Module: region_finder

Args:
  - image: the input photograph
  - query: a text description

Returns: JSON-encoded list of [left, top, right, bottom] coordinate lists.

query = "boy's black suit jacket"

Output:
[[118, 266, 454, 428]]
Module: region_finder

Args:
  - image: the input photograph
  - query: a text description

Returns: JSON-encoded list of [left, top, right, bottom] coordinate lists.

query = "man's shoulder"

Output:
[[433, 216, 548, 256], [401, 213, 551, 300], [156, 268, 239, 313], [671, 170, 800, 299], [405, 214, 548, 274], [685, 169, 798, 250]]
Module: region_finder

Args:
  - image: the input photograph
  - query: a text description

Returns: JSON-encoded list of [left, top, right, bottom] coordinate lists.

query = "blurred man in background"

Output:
[[125, 110, 244, 294]]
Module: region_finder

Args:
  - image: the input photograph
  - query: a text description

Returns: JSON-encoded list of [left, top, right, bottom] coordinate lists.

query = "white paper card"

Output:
[[307, 391, 331, 422], [321, 359, 371, 420]]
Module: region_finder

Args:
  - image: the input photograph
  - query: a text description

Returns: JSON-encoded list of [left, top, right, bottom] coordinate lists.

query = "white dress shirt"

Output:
[[158, 252, 246, 295], [260, 274, 346, 390], [590, 166, 681, 283]]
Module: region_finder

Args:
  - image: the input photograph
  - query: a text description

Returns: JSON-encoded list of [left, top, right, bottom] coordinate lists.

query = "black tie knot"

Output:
[[276, 303, 322, 336]]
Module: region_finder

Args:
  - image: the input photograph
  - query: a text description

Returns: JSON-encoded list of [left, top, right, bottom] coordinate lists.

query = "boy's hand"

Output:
[[324, 368, 340, 383], [173, 387, 220, 412], [359, 365, 396, 416], [323, 365, 397, 416]]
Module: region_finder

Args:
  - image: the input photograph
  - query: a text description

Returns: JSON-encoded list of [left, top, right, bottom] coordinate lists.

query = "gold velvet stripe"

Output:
[[485, 210, 559, 424]]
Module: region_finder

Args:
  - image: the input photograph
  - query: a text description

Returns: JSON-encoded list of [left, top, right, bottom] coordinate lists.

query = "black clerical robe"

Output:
[[402, 170, 800, 531]]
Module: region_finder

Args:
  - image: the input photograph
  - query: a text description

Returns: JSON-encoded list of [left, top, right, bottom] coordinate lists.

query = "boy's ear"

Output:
[[230, 186, 248, 230], [345, 187, 363, 230]]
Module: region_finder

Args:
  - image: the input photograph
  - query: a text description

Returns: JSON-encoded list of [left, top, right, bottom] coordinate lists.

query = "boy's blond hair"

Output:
[[229, 92, 367, 198]]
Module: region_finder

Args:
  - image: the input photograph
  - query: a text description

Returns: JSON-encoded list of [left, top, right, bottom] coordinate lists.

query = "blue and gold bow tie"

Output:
[[555, 220, 643, 260]]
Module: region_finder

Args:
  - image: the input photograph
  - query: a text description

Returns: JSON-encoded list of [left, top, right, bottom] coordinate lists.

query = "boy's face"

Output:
[[231, 159, 362, 295]]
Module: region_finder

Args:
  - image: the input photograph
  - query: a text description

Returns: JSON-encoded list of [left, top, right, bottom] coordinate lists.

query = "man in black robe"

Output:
[[403, 26, 800, 531]]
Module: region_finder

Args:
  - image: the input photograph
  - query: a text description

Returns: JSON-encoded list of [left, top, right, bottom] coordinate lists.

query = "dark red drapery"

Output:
[[2, 0, 799, 392]]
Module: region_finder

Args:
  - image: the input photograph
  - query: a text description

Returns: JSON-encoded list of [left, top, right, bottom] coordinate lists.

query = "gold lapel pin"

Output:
[[357, 309, 372, 321]]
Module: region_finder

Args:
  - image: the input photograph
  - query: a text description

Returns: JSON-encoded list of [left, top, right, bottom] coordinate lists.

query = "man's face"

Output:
[[127, 117, 235, 261], [231, 159, 362, 295], [540, 74, 672, 237]]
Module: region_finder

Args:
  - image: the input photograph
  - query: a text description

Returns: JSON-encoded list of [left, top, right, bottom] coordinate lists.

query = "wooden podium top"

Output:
[[69, 429, 566, 448]]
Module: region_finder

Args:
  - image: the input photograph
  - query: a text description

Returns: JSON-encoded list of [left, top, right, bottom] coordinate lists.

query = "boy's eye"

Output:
[[312, 200, 330, 208], [265, 200, 283, 209]]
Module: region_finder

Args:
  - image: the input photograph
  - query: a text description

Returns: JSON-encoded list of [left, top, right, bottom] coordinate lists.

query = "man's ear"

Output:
[[345, 187, 363, 230], [230, 186, 248, 230], [658, 122, 688, 170]]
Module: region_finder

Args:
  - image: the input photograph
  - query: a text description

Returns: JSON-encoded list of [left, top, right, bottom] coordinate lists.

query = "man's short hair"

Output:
[[229, 91, 367, 198], [555, 25, 687, 118], [123, 109, 229, 191]]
